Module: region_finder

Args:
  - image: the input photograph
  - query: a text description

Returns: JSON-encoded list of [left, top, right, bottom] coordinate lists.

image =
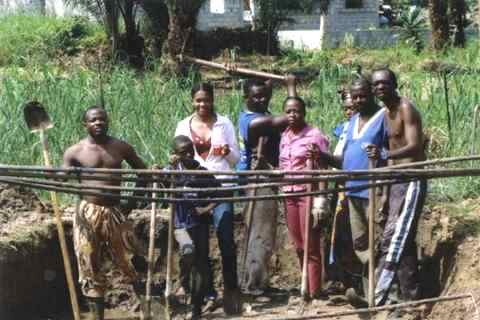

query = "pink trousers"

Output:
[[285, 196, 323, 295]]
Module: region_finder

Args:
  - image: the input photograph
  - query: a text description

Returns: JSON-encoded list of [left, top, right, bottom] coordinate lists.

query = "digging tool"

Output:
[[301, 158, 314, 300], [143, 181, 158, 320], [239, 137, 265, 290], [23, 101, 81, 320], [164, 184, 176, 320], [179, 55, 286, 81], [368, 159, 377, 307]]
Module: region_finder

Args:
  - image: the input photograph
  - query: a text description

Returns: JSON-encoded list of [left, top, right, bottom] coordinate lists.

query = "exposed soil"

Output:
[[1, 184, 480, 320]]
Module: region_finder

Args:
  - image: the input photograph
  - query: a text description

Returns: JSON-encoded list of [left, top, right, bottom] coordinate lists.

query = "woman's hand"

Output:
[[306, 143, 320, 160], [221, 144, 230, 156]]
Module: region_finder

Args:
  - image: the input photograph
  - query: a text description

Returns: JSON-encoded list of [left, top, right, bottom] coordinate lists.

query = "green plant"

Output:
[[395, 6, 426, 53]]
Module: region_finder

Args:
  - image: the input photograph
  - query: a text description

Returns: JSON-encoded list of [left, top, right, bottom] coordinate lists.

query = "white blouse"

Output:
[[175, 114, 240, 184]]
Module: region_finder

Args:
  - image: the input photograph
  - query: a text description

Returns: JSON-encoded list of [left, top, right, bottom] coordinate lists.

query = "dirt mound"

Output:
[[424, 199, 480, 319], [0, 183, 46, 235]]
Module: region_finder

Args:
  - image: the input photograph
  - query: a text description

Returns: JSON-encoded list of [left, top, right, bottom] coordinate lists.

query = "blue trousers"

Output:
[[206, 201, 238, 296]]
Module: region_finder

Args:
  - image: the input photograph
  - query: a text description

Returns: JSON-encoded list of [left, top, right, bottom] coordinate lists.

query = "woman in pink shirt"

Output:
[[279, 96, 330, 299]]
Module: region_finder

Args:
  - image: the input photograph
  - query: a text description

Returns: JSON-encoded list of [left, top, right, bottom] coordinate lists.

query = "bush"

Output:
[[0, 14, 106, 67]]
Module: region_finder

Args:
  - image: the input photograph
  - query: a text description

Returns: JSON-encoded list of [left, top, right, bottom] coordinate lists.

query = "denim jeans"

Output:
[[206, 201, 238, 296]]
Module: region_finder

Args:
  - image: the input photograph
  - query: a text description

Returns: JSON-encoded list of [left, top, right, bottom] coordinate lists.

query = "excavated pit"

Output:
[[1, 184, 479, 320]]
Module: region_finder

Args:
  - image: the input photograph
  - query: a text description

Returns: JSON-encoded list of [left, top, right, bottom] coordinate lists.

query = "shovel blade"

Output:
[[24, 101, 53, 132]]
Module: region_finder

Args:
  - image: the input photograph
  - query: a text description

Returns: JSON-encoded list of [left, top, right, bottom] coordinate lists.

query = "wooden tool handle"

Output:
[[301, 158, 314, 299], [144, 182, 158, 319], [40, 130, 81, 320], [180, 55, 286, 81], [368, 159, 377, 307]]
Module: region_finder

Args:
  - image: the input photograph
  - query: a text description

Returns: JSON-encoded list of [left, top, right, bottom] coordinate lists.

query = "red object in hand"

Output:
[[212, 145, 229, 156]]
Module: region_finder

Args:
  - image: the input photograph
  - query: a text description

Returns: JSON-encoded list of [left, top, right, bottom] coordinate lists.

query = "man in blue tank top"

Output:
[[319, 78, 388, 305], [236, 76, 294, 295]]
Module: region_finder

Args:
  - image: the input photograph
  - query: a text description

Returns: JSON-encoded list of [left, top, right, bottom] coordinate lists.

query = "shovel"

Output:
[[239, 137, 264, 291], [23, 101, 81, 320], [301, 158, 314, 300], [164, 183, 176, 320], [143, 182, 158, 320], [368, 159, 377, 307]]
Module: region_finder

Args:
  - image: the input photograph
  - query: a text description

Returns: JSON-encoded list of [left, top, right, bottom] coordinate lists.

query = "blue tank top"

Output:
[[342, 108, 388, 199], [237, 110, 280, 170]]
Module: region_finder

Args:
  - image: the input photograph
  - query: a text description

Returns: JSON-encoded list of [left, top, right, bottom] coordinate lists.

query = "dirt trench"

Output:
[[1, 185, 480, 320]]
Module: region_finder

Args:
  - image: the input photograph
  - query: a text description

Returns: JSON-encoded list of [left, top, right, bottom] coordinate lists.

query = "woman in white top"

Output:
[[174, 82, 241, 315]]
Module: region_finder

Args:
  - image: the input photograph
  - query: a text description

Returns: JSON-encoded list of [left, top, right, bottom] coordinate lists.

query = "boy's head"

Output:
[[243, 78, 272, 113], [339, 89, 357, 120], [172, 135, 196, 168]]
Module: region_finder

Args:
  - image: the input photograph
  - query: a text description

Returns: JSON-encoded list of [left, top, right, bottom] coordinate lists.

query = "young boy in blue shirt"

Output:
[[165, 135, 218, 319]]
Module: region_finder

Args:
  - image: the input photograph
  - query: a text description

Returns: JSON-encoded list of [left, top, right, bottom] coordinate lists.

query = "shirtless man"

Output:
[[63, 106, 147, 320], [368, 68, 427, 308]]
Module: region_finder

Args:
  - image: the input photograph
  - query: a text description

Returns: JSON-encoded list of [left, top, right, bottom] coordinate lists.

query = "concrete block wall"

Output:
[[197, 0, 246, 31], [325, 0, 380, 46], [279, 14, 321, 31]]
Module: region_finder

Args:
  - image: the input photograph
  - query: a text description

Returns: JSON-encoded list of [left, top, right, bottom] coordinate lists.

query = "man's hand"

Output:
[[365, 144, 380, 160], [194, 206, 213, 216], [225, 62, 237, 74], [285, 74, 296, 89]]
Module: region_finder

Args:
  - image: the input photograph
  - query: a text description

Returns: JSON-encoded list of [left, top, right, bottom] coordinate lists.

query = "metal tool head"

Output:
[[24, 101, 53, 132]]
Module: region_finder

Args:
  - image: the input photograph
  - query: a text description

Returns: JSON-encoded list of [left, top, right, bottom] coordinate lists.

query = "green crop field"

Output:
[[0, 14, 479, 201]]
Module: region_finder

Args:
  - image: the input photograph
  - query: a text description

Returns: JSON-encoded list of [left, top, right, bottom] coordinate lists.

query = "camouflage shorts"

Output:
[[73, 200, 143, 298]]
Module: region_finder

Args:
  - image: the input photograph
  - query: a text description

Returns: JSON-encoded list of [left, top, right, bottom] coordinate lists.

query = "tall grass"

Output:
[[0, 15, 479, 201]]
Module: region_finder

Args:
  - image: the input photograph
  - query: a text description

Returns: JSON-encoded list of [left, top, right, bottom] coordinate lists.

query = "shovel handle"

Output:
[[180, 55, 286, 81], [368, 159, 377, 307], [144, 182, 158, 319], [239, 137, 265, 289], [40, 130, 81, 320], [164, 187, 175, 320], [301, 158, 314, 299]]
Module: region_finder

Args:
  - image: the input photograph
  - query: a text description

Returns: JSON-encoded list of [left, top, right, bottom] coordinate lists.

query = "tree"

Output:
[[66, 0, 144, 67], [163, 0, 207, 74], [449, 0, 468, 47], [139, 0, 169, 58], [318, 0, 330, 50], [251, 0, 327, 53], [429, 0, 449, 50]]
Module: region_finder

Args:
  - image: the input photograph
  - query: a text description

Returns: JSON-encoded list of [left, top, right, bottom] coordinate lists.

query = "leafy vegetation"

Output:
[[0, 14, 479, 202], [0, 14, 105, 67]]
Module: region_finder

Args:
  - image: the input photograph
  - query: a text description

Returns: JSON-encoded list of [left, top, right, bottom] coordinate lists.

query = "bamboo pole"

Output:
[[281, 293, 472, 320], [0, 153, 479, 176], [0, 176, 407, 203], [179, 55, 286, 81], [5, 166, 480, 196], [4, 163, 480, 187]]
